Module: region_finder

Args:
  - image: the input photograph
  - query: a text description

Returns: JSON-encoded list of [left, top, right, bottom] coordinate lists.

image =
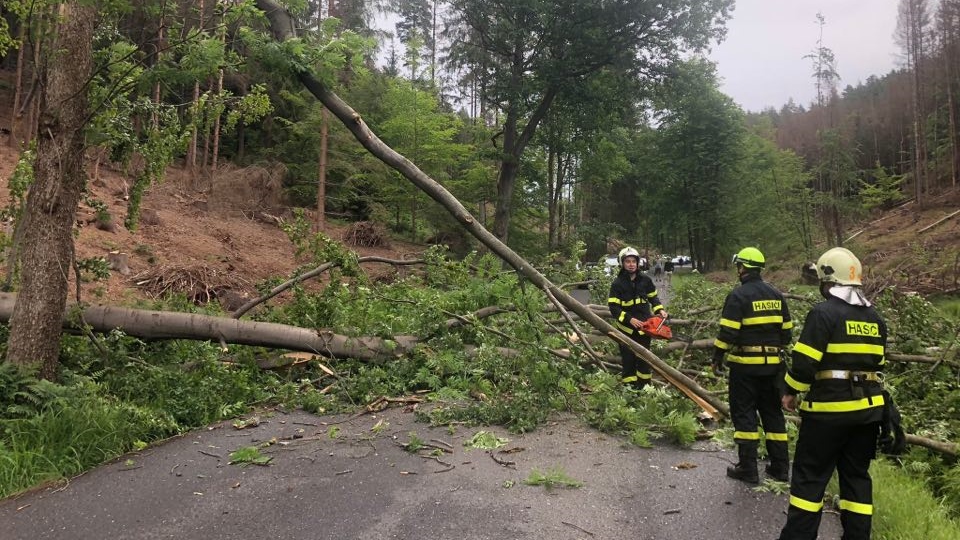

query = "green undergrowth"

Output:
[[870, 459, 960, 539], [2, 244, 959, 531]]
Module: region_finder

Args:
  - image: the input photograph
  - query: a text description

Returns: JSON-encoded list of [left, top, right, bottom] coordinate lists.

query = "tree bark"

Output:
[[316, 107, 329, 230], [5, 2, 97, 379], [252, 0, 726, 419], [0, 293, 419, 363], [7, 23, 27, 148], [491, 86, 558, 242]]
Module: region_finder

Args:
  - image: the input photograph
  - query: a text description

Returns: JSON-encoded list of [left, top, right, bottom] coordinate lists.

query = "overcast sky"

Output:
[[708, 0, 902, 112]]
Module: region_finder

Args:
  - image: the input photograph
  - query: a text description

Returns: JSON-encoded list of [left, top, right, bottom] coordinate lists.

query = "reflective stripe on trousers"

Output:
[[728, 370, 788, 448], [778, 420, 879, 540], [620, 333, 652, 386]]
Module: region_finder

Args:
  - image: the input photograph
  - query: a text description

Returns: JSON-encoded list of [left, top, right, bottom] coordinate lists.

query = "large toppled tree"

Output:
[[252, 0, 727, 418], [444, 0, 734, 242]]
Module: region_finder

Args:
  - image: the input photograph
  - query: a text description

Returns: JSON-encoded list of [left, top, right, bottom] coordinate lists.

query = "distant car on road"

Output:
[[603, 255, 619, 276]]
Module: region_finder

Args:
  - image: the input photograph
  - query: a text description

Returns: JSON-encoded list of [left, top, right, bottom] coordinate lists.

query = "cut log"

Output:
[[107, 251, 130, 275]]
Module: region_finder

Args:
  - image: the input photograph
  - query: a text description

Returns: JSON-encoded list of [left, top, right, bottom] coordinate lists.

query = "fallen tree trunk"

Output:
[[253, 0, 726, 420], [8, 290, 950, 457], [905, 433, 958, 456], [0, 293, 418, 363]]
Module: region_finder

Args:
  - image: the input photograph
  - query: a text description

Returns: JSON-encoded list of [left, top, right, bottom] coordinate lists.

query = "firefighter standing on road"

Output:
[[609, 247, 668, 390], [712, 247, 793, 484], [778, 247, 888, 540]]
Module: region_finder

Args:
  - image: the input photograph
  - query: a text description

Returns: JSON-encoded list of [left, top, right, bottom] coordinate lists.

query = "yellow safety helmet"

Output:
[[816, 247, 862, 286], [618, 246, 640, 266], [732, 247, 765, 269]]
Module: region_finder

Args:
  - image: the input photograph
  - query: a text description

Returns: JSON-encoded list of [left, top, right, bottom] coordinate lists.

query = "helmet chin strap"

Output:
[[819, 281, 834, 300]]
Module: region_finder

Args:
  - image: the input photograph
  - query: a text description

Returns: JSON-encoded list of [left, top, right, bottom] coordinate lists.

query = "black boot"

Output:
[[765, 463, 789, 482], [765, 440, 790, 482], [727, 444, 759, 484]]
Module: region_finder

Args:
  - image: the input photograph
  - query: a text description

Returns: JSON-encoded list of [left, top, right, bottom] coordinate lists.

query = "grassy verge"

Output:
[[872, 458, 960, 539]]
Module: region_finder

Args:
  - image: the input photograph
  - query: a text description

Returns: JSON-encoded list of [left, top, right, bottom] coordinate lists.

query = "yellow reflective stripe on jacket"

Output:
[[609, 298, 644, 307], [719, 318, 741, 329], [825, 343, 885, 356], [766, 432, 788, 442], [616, 322, 634, 333], [734, 431, 760, 440], [714, 338, 732, 350], [790, 495, 824, 513], [647, 291, 658, 298], [793, 342, 823, 361], [839, 499, 873, 515], [785, 372, 810, 392], [799, 394, 886, 413], [651, 304, 664, 312], [782, 321, 794, 330], [727, 354, 780, 365], [743, 315, 783, 325]]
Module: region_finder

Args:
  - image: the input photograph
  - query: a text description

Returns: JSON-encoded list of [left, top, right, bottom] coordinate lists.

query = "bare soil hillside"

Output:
[[0, 64, 432, 312], [0, 149, 425, 309], [844, 192, 960, 296], [758, 192, 960, 297]]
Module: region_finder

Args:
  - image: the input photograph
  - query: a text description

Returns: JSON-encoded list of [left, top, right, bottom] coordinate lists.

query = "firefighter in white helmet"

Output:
[[779, 247, 888, 540], [608, 246, 667, 390]]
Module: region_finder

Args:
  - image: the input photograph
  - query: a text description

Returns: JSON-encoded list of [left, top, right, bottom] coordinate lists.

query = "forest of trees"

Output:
[[1, 0, 954, 268], [0, 0, 958, 370]]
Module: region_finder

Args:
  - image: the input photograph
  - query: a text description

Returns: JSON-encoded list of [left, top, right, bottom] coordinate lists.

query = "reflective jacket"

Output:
[[785, 296, 887, 424], [713, 272, 793, 376], [608, 269, 664, 336]]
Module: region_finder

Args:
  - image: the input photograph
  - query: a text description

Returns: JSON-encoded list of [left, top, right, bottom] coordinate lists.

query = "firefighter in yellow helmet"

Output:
[[779, 247, 888, 540], [608, 246, 667, 390], [712, 247, 793, 484]]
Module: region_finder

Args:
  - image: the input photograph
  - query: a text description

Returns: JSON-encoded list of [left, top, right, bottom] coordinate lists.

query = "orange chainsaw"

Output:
[[638, 315, 673, 340]]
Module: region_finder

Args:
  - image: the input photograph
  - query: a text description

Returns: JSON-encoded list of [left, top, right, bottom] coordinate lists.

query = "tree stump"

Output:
[[108, 251, 130, 275]]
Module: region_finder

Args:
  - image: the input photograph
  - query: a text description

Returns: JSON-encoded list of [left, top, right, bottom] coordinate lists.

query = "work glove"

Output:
[[878, 390, 907, 455], [711, 353, 726, 377]]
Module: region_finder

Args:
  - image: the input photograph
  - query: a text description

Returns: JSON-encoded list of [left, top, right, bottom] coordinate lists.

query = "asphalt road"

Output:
[[0, 407, 841, 540]]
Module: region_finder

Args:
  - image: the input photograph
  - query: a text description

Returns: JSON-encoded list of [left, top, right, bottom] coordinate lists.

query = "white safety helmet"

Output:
[[618, 246, 640, 266], [816, 247, 863, 286]]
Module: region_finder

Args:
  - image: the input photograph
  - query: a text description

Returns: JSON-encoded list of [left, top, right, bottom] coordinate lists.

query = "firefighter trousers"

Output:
[[619, 333, 652, 388], [728, 370, 789, 463], [779, 420, 879, 540]]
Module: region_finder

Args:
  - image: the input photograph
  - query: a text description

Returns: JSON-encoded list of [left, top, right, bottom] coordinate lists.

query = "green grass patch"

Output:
[[930, 295, 960, 322], [0, 398, 162, 498], [872, 459, 960, 539]]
